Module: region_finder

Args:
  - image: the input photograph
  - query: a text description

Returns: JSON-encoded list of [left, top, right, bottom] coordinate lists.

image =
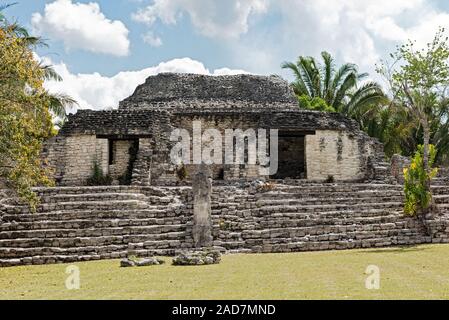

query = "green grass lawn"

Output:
[[2, 244, 449, 300]]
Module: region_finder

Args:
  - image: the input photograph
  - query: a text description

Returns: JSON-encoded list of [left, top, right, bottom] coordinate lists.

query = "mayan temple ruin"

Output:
[[1, 73, 449, 267]]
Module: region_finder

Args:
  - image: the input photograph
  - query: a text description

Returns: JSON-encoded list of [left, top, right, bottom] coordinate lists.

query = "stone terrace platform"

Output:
[[1, 182, 449, 267]]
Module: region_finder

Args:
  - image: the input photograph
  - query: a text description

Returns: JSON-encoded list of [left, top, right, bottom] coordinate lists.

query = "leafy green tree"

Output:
[[282, 51, 387, 124], [378, 28, 449, 195], [0, 3, 76, 207]]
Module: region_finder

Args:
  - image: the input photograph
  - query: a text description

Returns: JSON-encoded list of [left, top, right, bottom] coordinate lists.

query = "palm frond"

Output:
[[298, 56, 320, 98], [321, 51, 334, 103], [48, 93, 78, 118], [41, 65, 63, 82], [345, 82, 387, 117], [332, 72, 357, 112], [281, 61, 310, 96], [331, 63, 357, 91]]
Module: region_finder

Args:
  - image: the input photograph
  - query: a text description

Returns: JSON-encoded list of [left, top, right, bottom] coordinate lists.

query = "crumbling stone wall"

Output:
[[391, 154, 411, 184], [2, 183, 449, 266], [391, 154, 449, 185], [109, 140, 133, 180], [305, 130, 376, 181], [61, 135, 108, 185], [172, 113, 267, 180], [120, 73, 297, 108], [41, 136, 67, 184], [42, 74, 391, 186], [42, 109, 175, 186]]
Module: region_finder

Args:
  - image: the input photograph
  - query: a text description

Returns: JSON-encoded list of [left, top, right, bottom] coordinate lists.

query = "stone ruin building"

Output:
[[0, 73, 449, 267], [41, 73, 390, 185]]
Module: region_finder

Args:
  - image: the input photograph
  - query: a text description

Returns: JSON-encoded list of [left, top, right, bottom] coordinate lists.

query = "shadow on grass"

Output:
[[357, 245, 429, 255]]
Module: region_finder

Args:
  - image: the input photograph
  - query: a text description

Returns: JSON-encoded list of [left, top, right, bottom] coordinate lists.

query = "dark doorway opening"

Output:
[[271, 131, 306, 179]]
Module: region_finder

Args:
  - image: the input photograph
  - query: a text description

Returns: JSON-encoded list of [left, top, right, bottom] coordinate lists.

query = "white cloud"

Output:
[[231, 0, 449, 79], [39, 57, 249, 111], [142, 31, 163, 47], [32, 0, 130, 56], [132, 0, 268, 40]]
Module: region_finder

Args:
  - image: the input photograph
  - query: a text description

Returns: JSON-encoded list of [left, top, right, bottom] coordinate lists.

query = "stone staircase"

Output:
[[211, 183, 449, 253], [1, 182, 449, 267], [0, 186, 192, 267]]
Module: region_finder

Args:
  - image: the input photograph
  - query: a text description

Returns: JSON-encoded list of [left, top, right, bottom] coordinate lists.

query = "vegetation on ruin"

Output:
[[404, 145, 439, 216], [282, 51, 387, 125], [1, 244, 449, 300], [86, 162, 113, 186], [284, 31, 449, 169], [379, 29, 449, 213], [379, 28, 449, 169], [176, 164, 188, 181], [0, 4, 76, 207], [118, 141, 139, 185]]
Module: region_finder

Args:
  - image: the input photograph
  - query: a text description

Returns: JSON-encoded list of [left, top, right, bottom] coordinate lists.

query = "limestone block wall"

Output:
[[172, 115, 268, 181], [59, 135, 108, 185], [390, 154, 410, 184], [109, 140, 133, 180], [305, 130, 374, 181], [131, 138, 152, 185], [41, 136, 67, 184]]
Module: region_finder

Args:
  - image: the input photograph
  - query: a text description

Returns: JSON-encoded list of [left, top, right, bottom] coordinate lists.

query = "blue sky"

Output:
[[6, 0, 449, 110]]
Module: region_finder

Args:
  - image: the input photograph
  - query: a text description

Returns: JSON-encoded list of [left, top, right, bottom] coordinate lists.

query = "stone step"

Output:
[[253, 215, 414, 229], [434, 204, 449, 210], [0, 232, 187, 251], [431, 186, 449, 194], [0, 217, 186, 232], [0, 246, 177, 267], [238, 235, 431, 253], [0, 224, 186, 240], [215, 235, 430, 252], [213, 209, 407, 222], [2, 200, 151, 214], [248, 191, 405, 201], [433, 195, 449, 204], [252, 196, 404, 207], [255, 202, 403, 214], [238, 224, 424, 240], [1, 208, 177, 223], [272, 184, 403, 192], [39, 192, 149, 204], [33, 186, 142, 196], [212, 194, 405, 206]]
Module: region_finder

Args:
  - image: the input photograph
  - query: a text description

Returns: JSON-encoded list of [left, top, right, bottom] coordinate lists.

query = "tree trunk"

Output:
[[422, 119, 431, 191], [421, 117, 432, 216]]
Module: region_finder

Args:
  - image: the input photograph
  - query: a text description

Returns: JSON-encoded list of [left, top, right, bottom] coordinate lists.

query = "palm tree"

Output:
[[1, 2, 77, 123], [282, 51, 387, 125], [40, 64, 77, 119]]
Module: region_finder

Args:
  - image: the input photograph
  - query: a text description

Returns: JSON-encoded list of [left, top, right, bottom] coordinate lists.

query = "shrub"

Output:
[[87, 162, 113, 186], [176, 164, 188, 181], [219, 219, 231, 230], [325, 175, 335, 183], [403, 144, 438, 216], [298, 95, 336, 112]]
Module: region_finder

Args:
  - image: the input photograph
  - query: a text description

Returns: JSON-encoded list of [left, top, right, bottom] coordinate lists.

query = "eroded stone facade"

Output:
[[5, 73, 439, 267], [42, 73, 389, 185]]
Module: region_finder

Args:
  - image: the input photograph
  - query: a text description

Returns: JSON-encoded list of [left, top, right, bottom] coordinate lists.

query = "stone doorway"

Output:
[[108, 139, 139, 185], [272, 131, 306, 179]]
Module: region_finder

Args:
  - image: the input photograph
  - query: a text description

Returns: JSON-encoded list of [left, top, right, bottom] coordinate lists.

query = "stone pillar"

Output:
[[192, 164, 213, 248]]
